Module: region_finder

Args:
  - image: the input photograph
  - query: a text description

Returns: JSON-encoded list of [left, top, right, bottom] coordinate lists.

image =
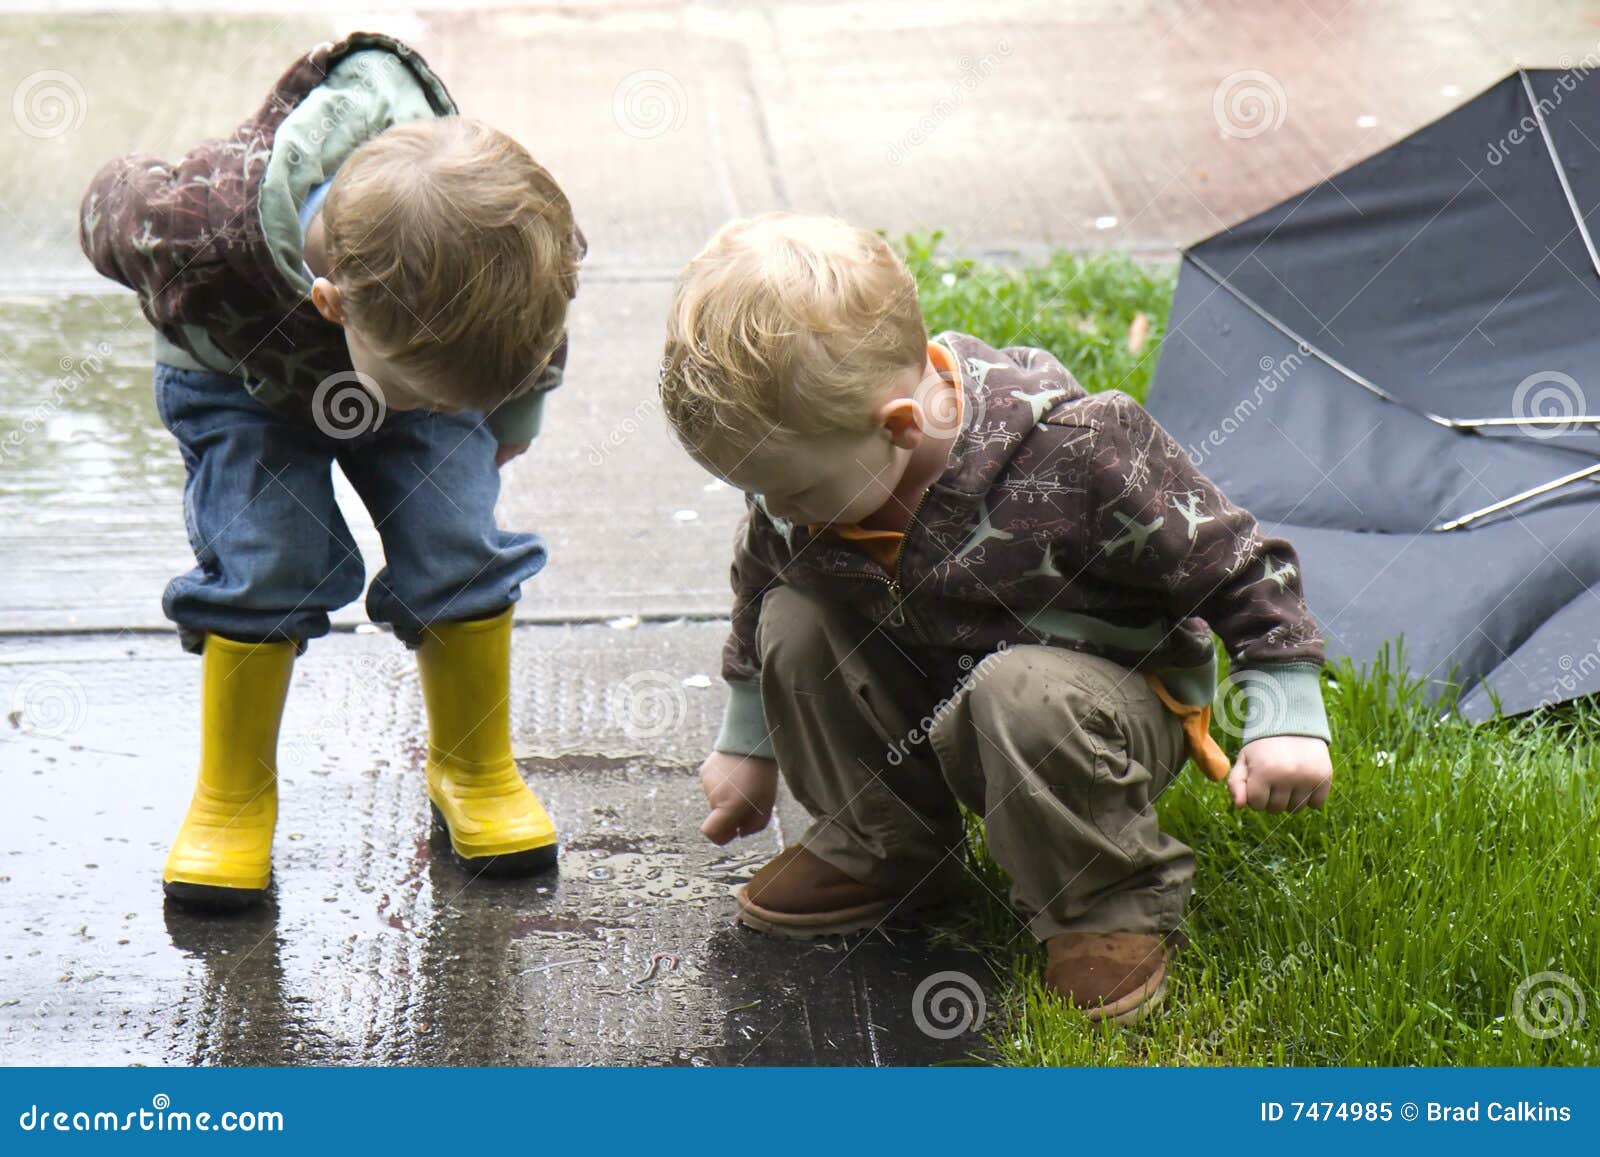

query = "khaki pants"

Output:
[[756, 585, 1195, 940]]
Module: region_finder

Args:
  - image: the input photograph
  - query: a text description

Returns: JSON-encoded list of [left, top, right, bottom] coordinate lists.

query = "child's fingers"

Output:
[[703, 800, 771, 843], [1226, 760, 1249, 808], [1287, 776, 1324, 810], [700, 806, 741, 845], [1246, 769, 1275, 811]]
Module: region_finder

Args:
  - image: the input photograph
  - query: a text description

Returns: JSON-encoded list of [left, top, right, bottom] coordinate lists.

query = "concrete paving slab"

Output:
[[10, 1, 1600, 292], [1, 625, 1002, 1066]]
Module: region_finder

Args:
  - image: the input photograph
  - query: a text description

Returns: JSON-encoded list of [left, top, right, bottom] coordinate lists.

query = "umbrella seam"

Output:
[[1518, 67, 1600, 280]]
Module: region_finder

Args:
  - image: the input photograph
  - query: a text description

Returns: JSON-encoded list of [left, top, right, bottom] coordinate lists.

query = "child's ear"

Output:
[[879, 397, 925, 450], [310, 277, 344, 326]]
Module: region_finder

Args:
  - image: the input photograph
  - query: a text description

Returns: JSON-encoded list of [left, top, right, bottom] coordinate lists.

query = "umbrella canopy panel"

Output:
[[1146, 69, 1600, 719], [1185, 70, 1600, 456]]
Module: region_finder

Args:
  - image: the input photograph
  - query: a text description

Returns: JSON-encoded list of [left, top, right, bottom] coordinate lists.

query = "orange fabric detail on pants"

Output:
[[1144, 673, 1232, 782]]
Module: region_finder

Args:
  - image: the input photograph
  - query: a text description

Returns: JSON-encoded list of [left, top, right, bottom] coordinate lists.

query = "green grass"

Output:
[[901, 230, 1174, 404], [900, 235, 1599, 1066]]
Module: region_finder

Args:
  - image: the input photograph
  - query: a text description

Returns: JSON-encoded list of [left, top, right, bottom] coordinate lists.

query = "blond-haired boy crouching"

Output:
[[658, 213, 1333, 1023]]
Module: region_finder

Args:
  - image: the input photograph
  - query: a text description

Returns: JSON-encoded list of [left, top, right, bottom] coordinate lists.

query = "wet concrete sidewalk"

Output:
[[3, 625, 1003, 1065], [5, 0, 1598, 1065]]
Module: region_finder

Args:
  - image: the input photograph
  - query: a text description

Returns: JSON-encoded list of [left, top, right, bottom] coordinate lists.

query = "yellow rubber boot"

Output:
[[163, 634, 296, 909], [417, 606, 558, 873]]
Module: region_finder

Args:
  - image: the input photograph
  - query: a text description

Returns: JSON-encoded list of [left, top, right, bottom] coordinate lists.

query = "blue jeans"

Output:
[[153, 362, 547, 654]]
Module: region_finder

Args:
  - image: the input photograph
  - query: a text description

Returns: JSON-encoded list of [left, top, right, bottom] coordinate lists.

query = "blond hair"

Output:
[[322, 117, 585, 409], [659, 212, 927, 456]]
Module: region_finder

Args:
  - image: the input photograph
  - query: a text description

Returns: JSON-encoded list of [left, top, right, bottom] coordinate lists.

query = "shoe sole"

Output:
[[162, 877, 269, 911], [429, 802, 559, 876], [1084, 971, 1168, 1026], [734, 886, 902, 939]]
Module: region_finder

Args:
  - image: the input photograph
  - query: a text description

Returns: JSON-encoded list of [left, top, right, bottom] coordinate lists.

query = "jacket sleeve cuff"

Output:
[[486, 390, 546, 445], [713, 681, 774, 758], [1236, 662, 1331, 745]]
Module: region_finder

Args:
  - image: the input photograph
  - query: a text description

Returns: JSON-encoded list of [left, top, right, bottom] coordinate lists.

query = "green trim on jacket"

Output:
[[486, 389, 547, 445], [714, 681, 775, 759], [260, 48, 455, 299], [711, 654, 1329, 758], [1234, 662, 1331, 744]]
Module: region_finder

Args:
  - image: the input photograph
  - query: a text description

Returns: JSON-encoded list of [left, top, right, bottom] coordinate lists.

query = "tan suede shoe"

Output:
[[1045, 931, 1169, 1025], [735, 846, 901, 938]]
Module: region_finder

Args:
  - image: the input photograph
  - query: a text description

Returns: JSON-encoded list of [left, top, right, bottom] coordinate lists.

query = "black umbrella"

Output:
[[1146, 68, 1600, 719]]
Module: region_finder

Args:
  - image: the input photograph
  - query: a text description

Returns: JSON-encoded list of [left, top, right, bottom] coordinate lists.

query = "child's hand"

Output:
[[699, 750, 779, 844], [1227, 735, 1332, 812], [495, 440, 531, 467]]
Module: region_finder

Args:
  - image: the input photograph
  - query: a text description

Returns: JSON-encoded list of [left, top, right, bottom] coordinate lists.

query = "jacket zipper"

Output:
[[841, 488, 934, 640], [873, 339, 961, 641]]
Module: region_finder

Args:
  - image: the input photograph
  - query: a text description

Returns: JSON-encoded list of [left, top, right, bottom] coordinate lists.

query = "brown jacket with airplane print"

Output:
[[76, 31, 561, 443], [712, 330, 1330, 759]]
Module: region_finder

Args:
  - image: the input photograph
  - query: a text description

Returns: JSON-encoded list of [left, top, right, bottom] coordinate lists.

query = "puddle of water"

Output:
[[0, 293, 402, 632], [1, 295, 203, 632], [1, 295, 182, 502]]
